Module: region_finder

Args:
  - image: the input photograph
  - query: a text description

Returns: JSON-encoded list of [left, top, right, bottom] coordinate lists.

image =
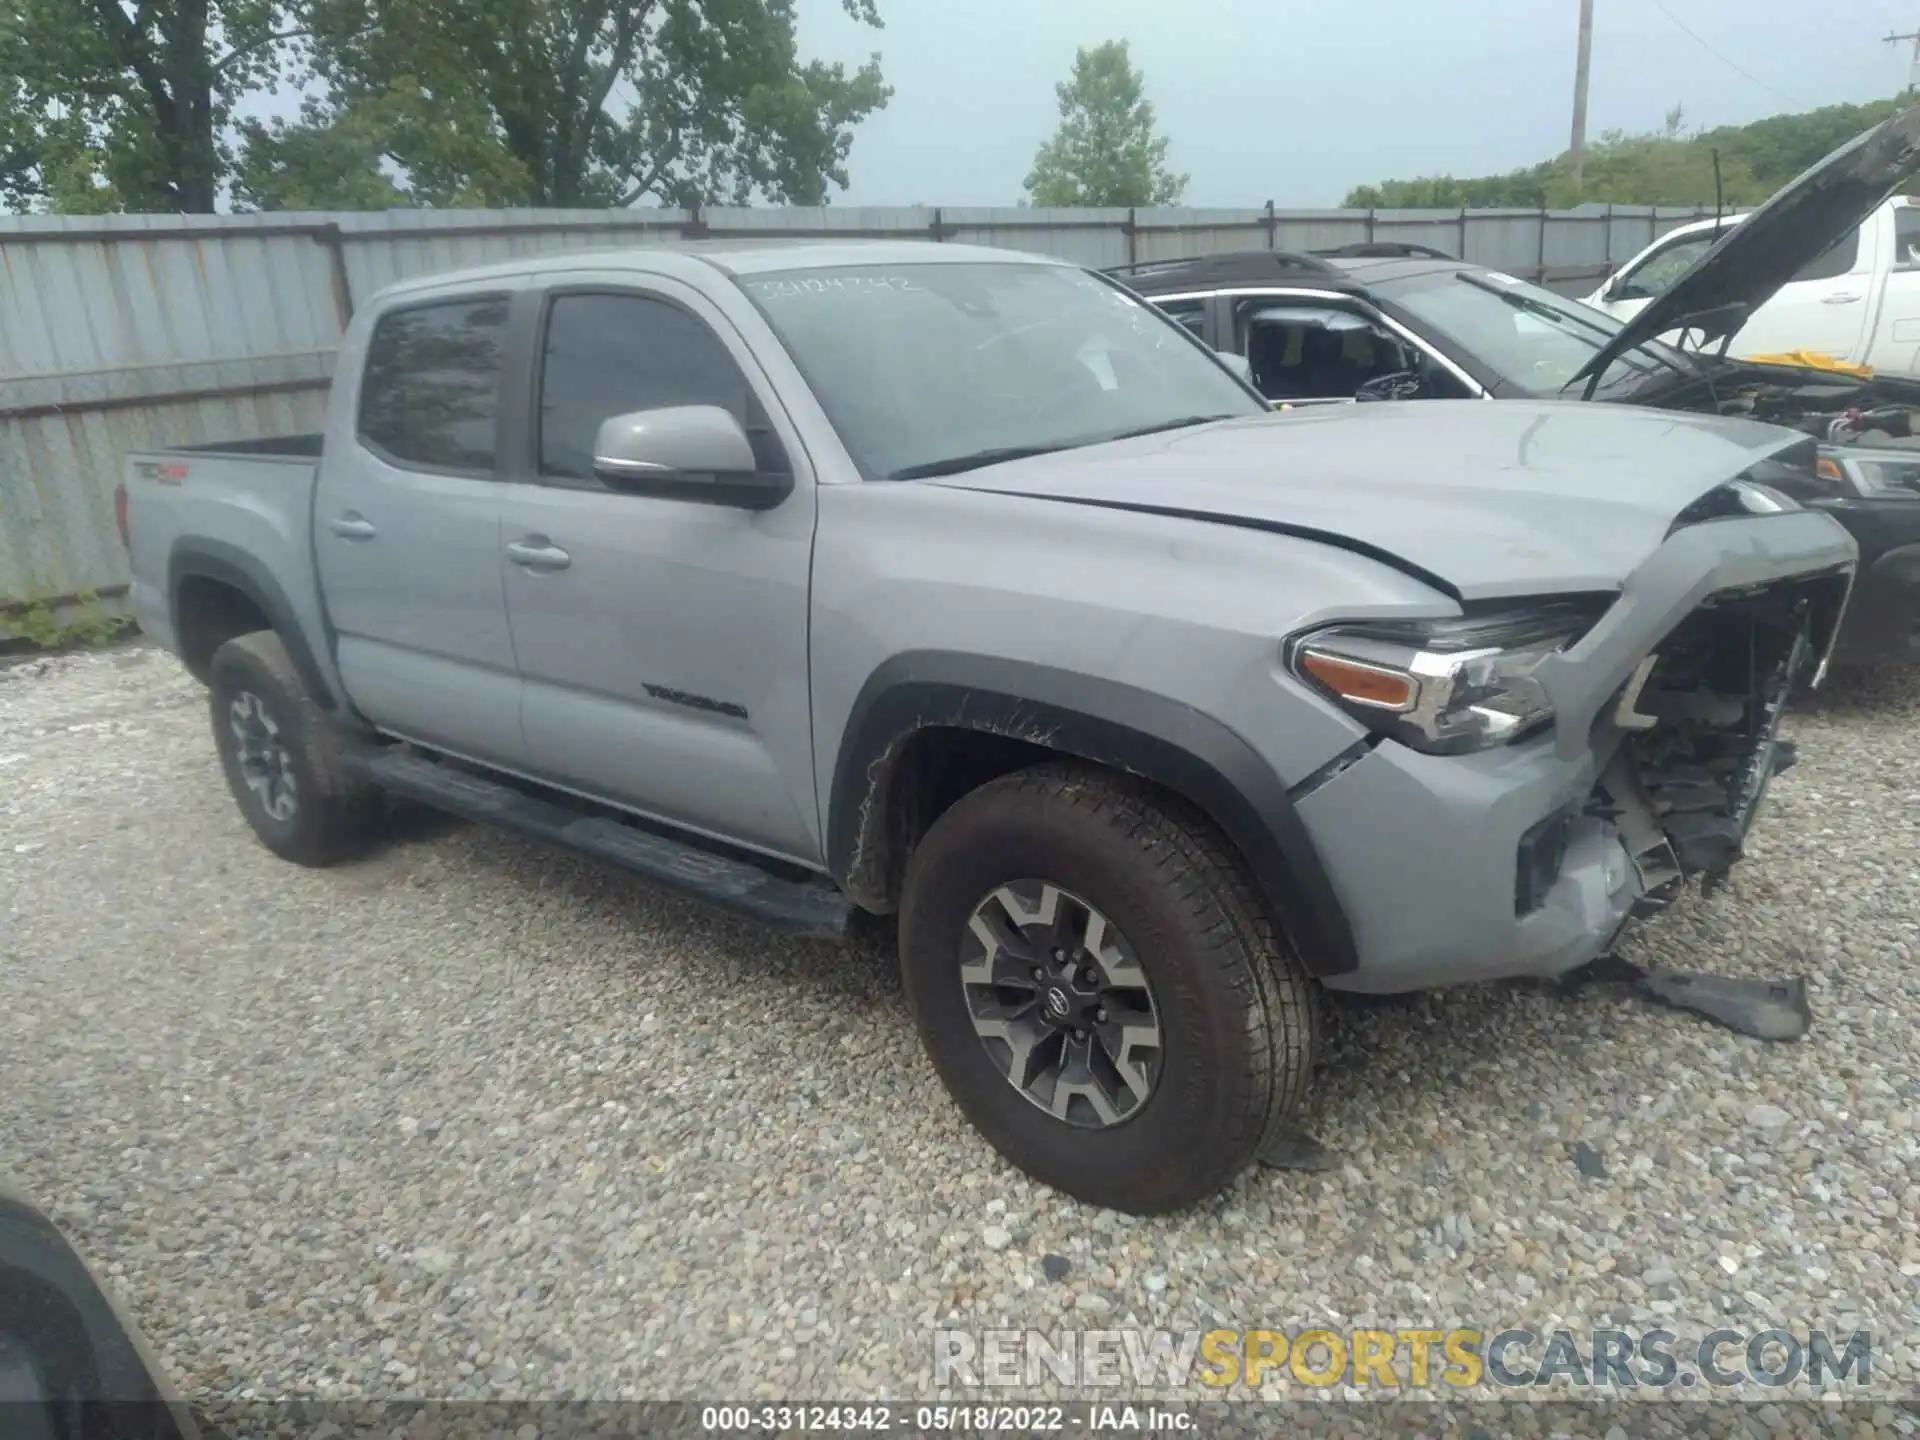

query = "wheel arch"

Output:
[[825, 651, 1359, 979], [167, 540, 337, 710]]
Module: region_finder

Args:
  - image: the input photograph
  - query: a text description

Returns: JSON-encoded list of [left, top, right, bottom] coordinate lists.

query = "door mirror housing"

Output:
[[591, 405, 791, 509]]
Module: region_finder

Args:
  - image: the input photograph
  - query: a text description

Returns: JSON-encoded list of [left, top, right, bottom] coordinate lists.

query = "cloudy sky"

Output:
[[797, 0, 1920, 207]]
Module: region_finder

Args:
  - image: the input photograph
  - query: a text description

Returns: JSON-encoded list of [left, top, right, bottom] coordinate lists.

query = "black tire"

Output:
[[899, 764, 1317, 1215], [207, 631, 381, 866]]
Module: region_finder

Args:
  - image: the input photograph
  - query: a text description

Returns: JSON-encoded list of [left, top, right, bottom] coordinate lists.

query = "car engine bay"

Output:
[[1670, 364, 1920, 480]]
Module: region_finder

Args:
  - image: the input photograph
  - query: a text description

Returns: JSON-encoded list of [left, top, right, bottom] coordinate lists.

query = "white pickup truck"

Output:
[[1585, 197, 1920, 372]]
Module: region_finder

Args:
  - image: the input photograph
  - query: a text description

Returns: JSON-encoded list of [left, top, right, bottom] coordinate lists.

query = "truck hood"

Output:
[[929, 403, 1812, 602], [1572, 101, 1920, 394]]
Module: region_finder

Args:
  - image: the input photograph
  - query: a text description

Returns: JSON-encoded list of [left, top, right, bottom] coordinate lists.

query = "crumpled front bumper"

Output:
[[1293, 507, 1856, 995]]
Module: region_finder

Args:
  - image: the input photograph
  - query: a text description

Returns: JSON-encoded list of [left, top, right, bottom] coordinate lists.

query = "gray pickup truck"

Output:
[[122, 240, 1857, 1214]]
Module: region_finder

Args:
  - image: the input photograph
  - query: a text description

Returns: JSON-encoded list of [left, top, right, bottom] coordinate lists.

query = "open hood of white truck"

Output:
[[1569, 101, 1920, 396]]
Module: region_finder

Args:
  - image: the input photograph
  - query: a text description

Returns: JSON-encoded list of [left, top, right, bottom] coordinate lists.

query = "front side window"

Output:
[[1792, 226, 1861, 283], [738, 262, 1265, 479], [357, 297, 509, 473], [538, 293, 757, 481], [1156, 298, 1207, 338], [1616, 234, 1717, 300], [1231, 299, 1469, 402]]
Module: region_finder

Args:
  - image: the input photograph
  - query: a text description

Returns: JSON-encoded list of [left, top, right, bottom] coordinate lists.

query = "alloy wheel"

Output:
[[958, 880, 1163, 1128]]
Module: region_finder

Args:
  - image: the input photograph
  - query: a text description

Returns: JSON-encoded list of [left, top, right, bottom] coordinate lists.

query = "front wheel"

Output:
[[208, 631, 381, 866], [899, 765, 1316, 1214]]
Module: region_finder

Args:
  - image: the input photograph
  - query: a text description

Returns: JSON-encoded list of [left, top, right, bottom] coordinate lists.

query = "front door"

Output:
[[313, 285, 528, 768], [496, 276, 822, 865], [1726, 220, 1876, 364]]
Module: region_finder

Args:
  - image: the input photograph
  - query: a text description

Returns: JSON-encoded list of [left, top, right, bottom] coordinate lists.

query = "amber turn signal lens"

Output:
[[1815, 457, 1845, 483], [1298, 650, 1417, 711]]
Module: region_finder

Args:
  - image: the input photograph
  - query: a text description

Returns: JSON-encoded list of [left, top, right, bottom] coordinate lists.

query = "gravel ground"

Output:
[[2, 641, 1918, 1436]]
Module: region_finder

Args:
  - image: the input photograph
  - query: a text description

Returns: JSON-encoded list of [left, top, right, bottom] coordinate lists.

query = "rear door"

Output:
[[495, 273, 823, 864], [1865, 203, 1920, 374], [314, 283, 528, 767]]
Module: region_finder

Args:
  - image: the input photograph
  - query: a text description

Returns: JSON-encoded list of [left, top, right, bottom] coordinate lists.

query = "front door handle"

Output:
[[1822, 292, 1864, 305], [329, 513, 377, 540], [506, 537, 571, 572]]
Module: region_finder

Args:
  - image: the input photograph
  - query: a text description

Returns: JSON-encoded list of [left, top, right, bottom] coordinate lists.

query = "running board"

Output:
[[356, 750, 855, 940]]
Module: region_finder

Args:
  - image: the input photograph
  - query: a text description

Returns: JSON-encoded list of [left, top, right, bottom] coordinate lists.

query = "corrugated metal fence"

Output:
[[0, 201, 1718, 621]]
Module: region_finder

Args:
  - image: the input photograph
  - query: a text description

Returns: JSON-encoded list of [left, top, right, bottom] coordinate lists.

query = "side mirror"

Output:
[[591, 405, 791, 510], [1215, 349, 1254, 384]]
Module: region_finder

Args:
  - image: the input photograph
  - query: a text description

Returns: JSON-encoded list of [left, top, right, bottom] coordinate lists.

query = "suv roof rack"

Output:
[[1310, 241, 1456, 260], [1102, 249, 1348, 289]]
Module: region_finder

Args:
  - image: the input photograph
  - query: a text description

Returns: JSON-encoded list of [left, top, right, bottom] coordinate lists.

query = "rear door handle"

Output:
[[506, 537, 571, 572], [1822, 292, 1864, 304], [328, 513, 377, 540]]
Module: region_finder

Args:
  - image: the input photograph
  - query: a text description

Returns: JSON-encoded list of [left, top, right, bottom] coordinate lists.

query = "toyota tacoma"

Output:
[[121, 239, 1856, 1214]]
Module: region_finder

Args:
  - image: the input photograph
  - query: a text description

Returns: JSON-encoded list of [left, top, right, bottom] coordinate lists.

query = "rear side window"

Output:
[[357, 296, 510, 473], [1897, 206, 1920, 267], [538, 293, 759, 481]]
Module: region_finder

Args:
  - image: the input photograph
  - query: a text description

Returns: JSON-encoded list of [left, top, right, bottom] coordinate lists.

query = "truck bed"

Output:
[[122, 439, 335, 698], [164, 433, 325, 460]]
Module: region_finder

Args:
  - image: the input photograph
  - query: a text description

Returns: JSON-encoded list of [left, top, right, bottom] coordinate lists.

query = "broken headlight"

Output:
[[1289, 603, 1603, 755]]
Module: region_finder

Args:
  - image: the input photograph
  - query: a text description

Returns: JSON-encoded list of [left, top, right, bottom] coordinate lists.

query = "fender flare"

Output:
[[826, 652, 1359, 978], [167, 539, 338, 711]]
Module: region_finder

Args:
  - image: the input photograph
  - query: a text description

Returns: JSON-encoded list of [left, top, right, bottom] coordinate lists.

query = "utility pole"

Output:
[[1886, 22, 1920, 95], [1571, 0, 1596, 194]]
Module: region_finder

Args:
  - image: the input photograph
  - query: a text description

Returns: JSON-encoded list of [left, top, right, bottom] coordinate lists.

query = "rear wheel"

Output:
[[899, 764, 1316, 1214], [208, 631, 381, 866]]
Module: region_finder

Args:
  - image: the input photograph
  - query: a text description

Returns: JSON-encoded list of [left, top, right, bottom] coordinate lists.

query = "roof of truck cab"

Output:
[[367, 239, 1069, 303]]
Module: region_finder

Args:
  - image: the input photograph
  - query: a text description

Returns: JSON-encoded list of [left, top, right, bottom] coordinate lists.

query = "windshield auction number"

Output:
[[745, 275, 924, 300]]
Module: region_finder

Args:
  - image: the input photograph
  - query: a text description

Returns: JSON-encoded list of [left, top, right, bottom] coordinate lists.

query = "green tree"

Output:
[[237, 0, 890, 209], [0, 0, 306, 212], [1343, 98, 1903, 211], [1024, 39, 1185, 208]]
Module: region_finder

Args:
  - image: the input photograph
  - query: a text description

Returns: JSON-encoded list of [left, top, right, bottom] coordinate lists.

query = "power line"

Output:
[[1643, 0, 1806, 108]]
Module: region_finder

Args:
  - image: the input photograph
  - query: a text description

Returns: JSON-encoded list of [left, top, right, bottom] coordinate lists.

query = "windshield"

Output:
[[738, 262, 1266, 478], [1374, 268, 1695, 398]]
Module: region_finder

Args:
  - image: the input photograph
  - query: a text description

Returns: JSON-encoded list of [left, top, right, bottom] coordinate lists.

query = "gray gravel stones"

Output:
[[3, 643, 1919, 1428]]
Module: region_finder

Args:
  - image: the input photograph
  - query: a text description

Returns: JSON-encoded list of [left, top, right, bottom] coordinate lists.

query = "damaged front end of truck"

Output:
[[1592, 562, 1852, 920]]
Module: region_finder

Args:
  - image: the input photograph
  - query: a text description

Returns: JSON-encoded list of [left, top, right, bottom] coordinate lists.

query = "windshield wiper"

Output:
[[885, 415, 1239, 481], [886, 444, 1074, 480]]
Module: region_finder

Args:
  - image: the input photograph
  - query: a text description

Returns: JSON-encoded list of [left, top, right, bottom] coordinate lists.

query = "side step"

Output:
[[356, 750, 855, 940]]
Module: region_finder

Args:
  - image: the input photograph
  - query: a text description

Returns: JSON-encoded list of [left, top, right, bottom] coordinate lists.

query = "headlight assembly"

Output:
[[1817, 448, 1920, 499], [1289, 602, 1605, 755]]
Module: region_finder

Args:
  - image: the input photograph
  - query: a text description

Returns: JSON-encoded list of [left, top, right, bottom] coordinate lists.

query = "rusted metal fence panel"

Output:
[[0, 202, 1714, 618]]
